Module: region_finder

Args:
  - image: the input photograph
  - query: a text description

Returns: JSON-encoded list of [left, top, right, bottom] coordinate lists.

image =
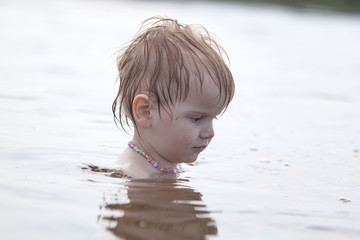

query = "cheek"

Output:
[[164, 119, 198, 146], [176, 124, 197, 145]]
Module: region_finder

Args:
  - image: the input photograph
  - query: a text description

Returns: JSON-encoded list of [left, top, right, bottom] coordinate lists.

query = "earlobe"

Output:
[[133, 94, 151, 128]]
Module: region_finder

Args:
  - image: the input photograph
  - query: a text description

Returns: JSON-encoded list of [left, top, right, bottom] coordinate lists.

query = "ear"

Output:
[[133, 94, 151, 128]]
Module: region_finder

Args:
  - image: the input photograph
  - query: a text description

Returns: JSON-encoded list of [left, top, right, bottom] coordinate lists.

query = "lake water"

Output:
[[1, 0, 360, 239]]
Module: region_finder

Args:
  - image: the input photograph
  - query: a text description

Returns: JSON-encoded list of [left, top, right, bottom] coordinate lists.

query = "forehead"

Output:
[[179, 77, 225, 115]]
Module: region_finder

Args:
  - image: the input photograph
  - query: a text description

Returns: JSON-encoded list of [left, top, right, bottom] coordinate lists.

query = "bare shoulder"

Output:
[[116, 148, 155, 178], [116, 148, 132, 169]]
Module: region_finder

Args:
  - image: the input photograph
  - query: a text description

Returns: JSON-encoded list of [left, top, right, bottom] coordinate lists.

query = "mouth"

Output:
[[193, 145, 207, 152]]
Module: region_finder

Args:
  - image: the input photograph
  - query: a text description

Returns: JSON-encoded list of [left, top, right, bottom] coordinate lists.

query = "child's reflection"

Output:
[[98, 178, 217, 240]]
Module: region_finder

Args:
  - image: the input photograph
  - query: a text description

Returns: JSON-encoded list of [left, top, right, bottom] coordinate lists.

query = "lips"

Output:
[[193, 145, 207, 152]]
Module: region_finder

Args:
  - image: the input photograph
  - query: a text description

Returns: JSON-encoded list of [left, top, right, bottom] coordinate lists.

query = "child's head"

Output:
[[113, 17, 234, 164]]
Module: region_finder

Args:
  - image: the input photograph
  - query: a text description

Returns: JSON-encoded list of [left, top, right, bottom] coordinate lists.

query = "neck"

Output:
[[131, 136, 180, 172]]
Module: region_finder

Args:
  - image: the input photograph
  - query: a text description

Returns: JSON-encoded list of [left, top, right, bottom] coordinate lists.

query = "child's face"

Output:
[[148, 79, 225, 164]]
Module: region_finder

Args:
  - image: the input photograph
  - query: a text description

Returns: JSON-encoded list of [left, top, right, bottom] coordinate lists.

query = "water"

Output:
[[1, 0, 360, 239]]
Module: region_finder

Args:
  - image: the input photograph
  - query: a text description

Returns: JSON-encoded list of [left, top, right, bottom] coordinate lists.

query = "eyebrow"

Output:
[[186, 110, 221, 117], [186, 111, 209, 115]]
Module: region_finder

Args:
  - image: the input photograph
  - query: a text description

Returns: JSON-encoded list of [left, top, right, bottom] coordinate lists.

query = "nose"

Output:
[[200, 120, 215, 140]]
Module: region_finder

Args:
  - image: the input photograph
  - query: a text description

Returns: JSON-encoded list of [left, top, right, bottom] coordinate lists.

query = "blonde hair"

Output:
[[112, 17, 235, 131]]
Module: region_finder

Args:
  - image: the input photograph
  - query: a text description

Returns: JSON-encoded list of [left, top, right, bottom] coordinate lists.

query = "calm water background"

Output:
[[1, 0, 360, 239]]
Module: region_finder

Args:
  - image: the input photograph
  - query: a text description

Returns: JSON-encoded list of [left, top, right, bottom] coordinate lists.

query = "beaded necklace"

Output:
[[128, 141, 181, 173]]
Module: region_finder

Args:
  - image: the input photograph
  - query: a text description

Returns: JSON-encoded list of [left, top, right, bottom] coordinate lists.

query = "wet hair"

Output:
[[112, 17, 235, 131]]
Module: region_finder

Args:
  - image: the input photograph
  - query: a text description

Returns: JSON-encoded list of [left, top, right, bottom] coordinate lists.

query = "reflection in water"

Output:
[[98, 178, 218, 240]]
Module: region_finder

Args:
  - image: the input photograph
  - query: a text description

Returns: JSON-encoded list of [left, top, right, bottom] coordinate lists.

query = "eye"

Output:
[[192, 116, 203, 122]]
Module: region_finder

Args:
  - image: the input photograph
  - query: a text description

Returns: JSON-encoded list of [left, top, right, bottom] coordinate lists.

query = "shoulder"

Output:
[[116, 148, 156, 178]]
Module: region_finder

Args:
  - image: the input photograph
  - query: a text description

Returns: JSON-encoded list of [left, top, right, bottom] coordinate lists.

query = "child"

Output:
[[113, 17, 235, 178]]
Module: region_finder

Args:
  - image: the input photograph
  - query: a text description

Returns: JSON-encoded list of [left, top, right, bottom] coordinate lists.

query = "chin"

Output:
[[180, 155, 199, 163]]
